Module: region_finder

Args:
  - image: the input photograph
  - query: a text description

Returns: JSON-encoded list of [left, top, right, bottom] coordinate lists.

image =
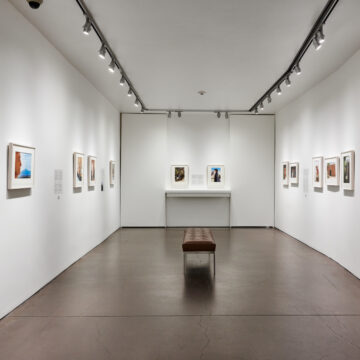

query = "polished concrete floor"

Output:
[[1, 228, 360, 359]]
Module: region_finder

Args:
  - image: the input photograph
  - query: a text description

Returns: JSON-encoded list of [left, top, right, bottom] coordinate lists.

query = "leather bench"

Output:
[[182, 228, 216, 275]]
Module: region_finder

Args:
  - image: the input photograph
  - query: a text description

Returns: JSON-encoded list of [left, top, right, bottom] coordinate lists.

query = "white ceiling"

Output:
[[9, 0, 360, 113]]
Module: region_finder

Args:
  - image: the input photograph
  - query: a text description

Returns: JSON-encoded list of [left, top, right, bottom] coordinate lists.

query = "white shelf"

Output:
[[165, 188, 231, 198]]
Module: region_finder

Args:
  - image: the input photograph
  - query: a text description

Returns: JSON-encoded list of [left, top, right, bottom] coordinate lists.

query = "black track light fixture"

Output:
[[167, 111, 171, 119], [127, 89, 133, 97], [82, 16, 91, 35], [267, 94, 272, 104], [108, 59, 116, 73], [98, 43, 106, 59], [177, 111, 182, 118], [276, 84, 282, 96], [285, 75, 291, 87], [294, 64, 302, 75], [217, 112, 221, 118], [119, 75, 126, 87]]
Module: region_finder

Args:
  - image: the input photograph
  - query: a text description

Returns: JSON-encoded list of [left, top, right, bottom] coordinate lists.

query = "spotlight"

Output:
[[267, 94, 272, 103], [108, 59, 116, 73], [225, 112, 229, 120], [294, 64, 301, 75], [167, 111, 171, 119], [177, 111, 182, 118], [98, 43, 106, 59], [127, 89, 133, 97], [134, 99, 139, 107], [83, 17, 91, 35], [259, 102, 264, 111], [313, 37, 322, 51], [317, 26, 325, 44], [119, 75, 126, 86], [285, 75, 291, 87], [254, 107, 258, 114], [276, 85, 282, 95], [217, 112, 221, 118]]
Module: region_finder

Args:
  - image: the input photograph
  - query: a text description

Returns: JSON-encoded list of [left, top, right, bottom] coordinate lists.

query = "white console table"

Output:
[[165, 189, 231, 227]]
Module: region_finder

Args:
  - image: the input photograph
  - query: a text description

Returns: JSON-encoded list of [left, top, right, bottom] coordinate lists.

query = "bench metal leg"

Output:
[[213, 253, 216, 277], [183, 253, 186, 275]]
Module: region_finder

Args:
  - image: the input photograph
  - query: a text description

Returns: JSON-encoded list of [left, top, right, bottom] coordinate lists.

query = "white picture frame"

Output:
[[341, 150, 355, 190], [312, 157, 323, 188], [171, 165, 189, 188], [290, 162, 299, 185], [207, 165, 225, 187], [73, 152, 84, 188], [325, 156, 339, 186], [281, 162, 289, 186], [109, 161, 116, 186], [88, 156, 96, 187], [8, 143, 35, 190]]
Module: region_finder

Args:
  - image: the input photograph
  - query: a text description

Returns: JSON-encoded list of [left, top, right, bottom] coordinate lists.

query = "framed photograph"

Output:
[[341, 150, 355, 190], [312, 157, 323, 188], [109, 161, 116, 185], [171, 165, 189, 187], [290, 162, 299, 184], [325, 157, 339, 186], [207, 165, 225, 187], [88, 156, 96, 187], [73, 152, 84, 188], [8, 143, 35, 190], [281, 162, 289, 186]]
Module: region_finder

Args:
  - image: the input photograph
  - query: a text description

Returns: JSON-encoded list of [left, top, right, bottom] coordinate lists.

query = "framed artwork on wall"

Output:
[[207, 165, 225, 187], [8, 143, 35, 190], [88, 156, 96, 187], [312, 157, 323, 188], [109, 161, 116, 185], [73, 152, 84, 188], [281, 162, 289, 186], [171, 165, 189, 188], [325, 157, 339, 186], [290, 162, 299, 184], [341, 150, 355, 190]]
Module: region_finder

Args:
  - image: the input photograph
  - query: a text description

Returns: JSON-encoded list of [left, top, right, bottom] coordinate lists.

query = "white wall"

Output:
[[275, 48, 360, 278], [0, 0, 121, 318], [121, 113, 274, 227]]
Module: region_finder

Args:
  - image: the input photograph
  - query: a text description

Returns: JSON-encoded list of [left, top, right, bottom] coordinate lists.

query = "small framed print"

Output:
[[171, 165, 189, 188], [290, 162, 299, 185], [8, 143, 35, 190], [312, 157, 323, 188], [281, 162, 289, 186], [325, 157, 339, 186], [73, 152, 84, 188], [88, 156, 96, 187], [109, 161, 116, 185], [207, 165, 225, 187], [341, 150, 355, 190]]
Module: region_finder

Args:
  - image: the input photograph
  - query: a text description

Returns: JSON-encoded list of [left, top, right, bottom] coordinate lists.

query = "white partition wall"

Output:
[[230, 115, 275, 227], [121, 114, 167, 227]]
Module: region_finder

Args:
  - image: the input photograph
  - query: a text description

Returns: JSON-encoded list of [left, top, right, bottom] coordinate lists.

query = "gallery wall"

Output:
[[275, 48, 360, 278], [121, 113, 274, 227], [0, 0, 121, 318]]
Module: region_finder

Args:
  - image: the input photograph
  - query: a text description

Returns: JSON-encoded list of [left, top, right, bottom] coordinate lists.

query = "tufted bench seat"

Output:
[[182, 228, 216, 275]]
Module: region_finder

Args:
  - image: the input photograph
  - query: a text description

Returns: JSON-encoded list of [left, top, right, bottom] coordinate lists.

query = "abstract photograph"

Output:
[[341, 151, 355, 190], [171, 165, 189, 188], [312, 157, 323, 189], [73, 152, 84, 188], [325, 157, 339, 186]]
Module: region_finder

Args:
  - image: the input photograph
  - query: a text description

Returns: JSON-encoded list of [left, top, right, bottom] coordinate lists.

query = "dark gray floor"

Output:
[[1, 228, 360, 359]]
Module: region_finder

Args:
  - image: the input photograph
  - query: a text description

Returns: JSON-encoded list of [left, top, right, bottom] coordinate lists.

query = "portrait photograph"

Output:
[[8, 143, 35, 190], [110, 161, 116, 185], [325, 157, 339, 186], [281, 162, 289, 186], [207, 165, 225, 187], [88, 156, 96, 187], [73, 152, 84, 188], [312, 157, 323, 188], [290, 162, 299, 184], [341, 150, 355, 190], [171, 165, 189, 188]]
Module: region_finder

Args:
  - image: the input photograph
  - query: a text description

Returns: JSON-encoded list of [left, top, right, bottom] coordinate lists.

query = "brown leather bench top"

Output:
[[182, 228, 216, 252]]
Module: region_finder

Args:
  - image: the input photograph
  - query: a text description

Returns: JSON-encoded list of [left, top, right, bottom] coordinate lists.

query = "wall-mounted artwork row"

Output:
[[8, 143, 35, 190]]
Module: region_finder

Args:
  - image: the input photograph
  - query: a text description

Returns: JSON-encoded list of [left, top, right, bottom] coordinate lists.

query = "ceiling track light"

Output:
[[313, 37, 322, 50], [276, 85, 282, 96], [167, 111, 171, 118], [82, 16, 91, 35], [217, 112, 221, 118], [98, 43, 106, 59], [259, 102, 264, 111], [254, 107, 258, 114], [108, 59, 116, 73], [285, 75, 291, 87], [119, 75, 126, 86], [225, 112, 229, 120], [127, 89, 133, 97], [317, 26, 325, 44], [294, 64, 302, 75], [267, 94, 272, 104], [134, 99, 139, 107], [177, 111, 182, 118]]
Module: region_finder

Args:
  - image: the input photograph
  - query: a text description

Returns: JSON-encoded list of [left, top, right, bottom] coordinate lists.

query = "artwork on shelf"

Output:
[[88, 156, 96, 187], [73, 152, 84, 188], [171, 165, 189, 187], [341, 150, 355, 190], [207, 165, 225, 187], [325, 156, 339, 186], [8, 143, 35, 190], [109, 161, 116, 185], [281, 162, 289, 186], [312, 157, 323, 188], [290, 162, 299, 184]]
